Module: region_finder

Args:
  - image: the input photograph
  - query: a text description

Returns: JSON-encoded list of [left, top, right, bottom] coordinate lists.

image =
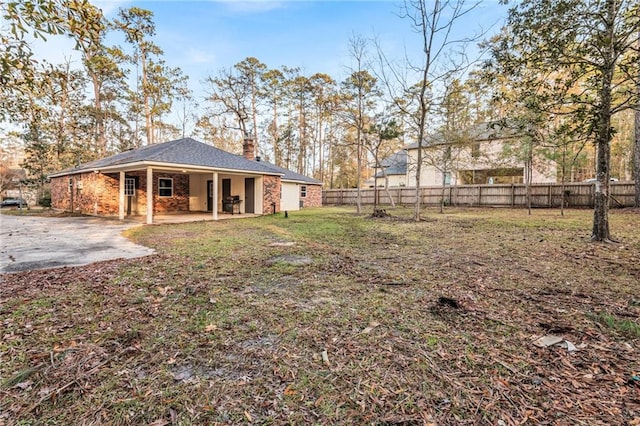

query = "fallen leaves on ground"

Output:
[[1, 207, 638, 425]]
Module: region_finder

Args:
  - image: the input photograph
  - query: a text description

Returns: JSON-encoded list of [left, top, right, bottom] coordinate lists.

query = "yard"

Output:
[[1, 207, 639, 425]]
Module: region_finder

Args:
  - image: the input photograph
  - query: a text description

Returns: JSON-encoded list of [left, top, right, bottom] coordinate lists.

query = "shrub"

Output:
[[39, 189, 51, 207]]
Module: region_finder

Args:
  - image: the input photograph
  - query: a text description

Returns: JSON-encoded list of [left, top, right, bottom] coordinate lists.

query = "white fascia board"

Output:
[[49, 161, 284, 178]]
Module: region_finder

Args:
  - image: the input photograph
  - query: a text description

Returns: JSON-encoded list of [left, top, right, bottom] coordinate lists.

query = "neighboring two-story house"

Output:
[[376, 123, 557, 187]]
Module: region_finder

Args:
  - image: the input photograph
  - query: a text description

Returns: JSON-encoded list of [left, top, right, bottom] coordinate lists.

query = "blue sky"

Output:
[[35, 0, 507, 89]]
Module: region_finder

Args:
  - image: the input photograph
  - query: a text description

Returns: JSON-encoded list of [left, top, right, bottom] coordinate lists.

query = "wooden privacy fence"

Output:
[[322, 182, 637, 209]]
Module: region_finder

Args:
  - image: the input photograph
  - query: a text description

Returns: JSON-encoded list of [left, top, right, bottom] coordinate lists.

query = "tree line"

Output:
[[1, 0, 638, 241]]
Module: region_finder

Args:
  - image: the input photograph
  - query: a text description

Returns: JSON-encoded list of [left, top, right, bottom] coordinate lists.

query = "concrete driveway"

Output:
[[0, 214, 155, 273]]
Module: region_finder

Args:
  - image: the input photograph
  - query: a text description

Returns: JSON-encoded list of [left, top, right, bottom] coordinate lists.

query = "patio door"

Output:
[[244, 178, 255, 213], [207, 180, 213, 211]]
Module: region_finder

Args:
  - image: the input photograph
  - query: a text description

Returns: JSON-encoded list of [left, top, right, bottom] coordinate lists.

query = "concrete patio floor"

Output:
[[124, 212, 260, 224], [0, 214, 155, 273]]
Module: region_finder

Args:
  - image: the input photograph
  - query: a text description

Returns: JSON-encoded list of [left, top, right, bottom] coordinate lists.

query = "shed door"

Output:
[[244, 178, 255, 213]]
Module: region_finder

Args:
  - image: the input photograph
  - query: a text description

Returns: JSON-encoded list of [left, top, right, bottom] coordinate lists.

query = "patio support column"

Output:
[[146, 167, 153, 224], [212, 172, 218, 220], [118, 171, 125, 220]]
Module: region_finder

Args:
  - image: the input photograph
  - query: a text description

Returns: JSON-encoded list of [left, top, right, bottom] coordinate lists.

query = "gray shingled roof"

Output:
[[374, 149, 407, 178], [50, 138, 283, 177], [405, 122, 519, 150], [258, 161, 322, 185]]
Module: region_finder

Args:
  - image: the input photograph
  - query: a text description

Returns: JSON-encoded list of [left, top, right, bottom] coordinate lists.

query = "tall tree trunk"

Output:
[[251, 80, 259, 155], [272, 101, 280, 164], [413, 0, 440, 222], [439, 169, 446, 214], [634, 30, 640, 208], [356, 123, 362, 214], [560, 146, 566, 216], [383, 172, 396, 208], [355, 79, 364, 215], [635, 106, 640, 208], [319, 110, 324, 183], [526, 140, 532, 215], [142, 49, 152, 145], [91, 75, 105, 155], [373, 153, 379, 211], [297, 102, 304, 174], [591, 0, 615, 242]]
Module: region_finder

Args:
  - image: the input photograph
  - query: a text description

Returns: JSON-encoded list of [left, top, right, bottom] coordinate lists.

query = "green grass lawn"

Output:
[[1, 206, 639, 425]]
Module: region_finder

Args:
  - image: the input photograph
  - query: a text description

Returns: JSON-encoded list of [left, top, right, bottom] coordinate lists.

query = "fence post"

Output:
[[548, 185, 552, 207], [511, 184, 515, 207], [478, 186, 482, 206]]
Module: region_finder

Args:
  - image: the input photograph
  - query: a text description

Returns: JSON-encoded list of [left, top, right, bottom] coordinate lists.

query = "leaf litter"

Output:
[[1, 207, 639, 425]]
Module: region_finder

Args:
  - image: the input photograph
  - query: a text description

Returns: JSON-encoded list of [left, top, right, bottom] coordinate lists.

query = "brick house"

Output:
[[49, 137, 322, 224]]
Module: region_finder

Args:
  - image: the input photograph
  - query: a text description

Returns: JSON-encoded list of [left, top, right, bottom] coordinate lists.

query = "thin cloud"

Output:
[[214, 1, 287, 14], [186, 48, 216, 65]]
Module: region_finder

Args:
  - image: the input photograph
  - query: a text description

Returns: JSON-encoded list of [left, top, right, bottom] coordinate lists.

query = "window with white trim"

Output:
[[300, 185, 307, 198], [158, 178, 173, 197], [124, 178, 135, 196]]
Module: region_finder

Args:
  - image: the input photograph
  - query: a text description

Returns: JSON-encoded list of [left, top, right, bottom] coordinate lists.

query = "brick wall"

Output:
[[51, 172, 120, 214], [303, 184, 322, 207], [154, 172, 189, 213], [263, 175, 281, 214], [51, 171, 190, 216], [50, 176, 70, 211]]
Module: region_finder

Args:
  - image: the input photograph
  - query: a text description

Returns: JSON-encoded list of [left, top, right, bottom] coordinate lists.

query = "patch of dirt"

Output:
[[266, 254, 313, 266]]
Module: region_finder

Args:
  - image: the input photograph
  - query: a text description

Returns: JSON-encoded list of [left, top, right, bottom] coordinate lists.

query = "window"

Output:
[[125, 178, 135, 196], [158, 178, 173, 197], [471, 143, 481, 158], [300, 185, 307, 198], [444, 172, 452, 185]]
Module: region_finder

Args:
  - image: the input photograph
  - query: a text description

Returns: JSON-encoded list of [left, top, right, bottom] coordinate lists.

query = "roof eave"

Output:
[[283, 178, 322, 185], [49, 160, 284, 178]]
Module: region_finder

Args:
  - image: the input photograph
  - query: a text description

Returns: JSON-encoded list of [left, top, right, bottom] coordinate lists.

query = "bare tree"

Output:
[[376, 0, 482, 221], [344, 34, 375, 215], [204, 67, 251, 138]]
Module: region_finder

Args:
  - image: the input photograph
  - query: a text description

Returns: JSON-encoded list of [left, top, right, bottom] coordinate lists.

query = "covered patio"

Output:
[[49, 138, 283, 225], [108, 166, 268, 224]]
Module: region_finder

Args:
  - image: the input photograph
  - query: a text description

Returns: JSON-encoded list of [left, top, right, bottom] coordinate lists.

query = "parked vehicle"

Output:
[[1, 198, 28, 208]]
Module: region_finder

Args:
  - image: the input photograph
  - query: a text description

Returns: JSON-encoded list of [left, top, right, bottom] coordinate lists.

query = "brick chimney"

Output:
[[242, 136, 255, 161]]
